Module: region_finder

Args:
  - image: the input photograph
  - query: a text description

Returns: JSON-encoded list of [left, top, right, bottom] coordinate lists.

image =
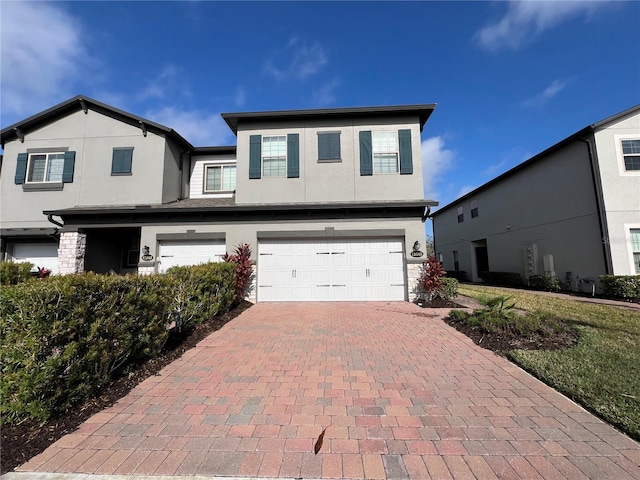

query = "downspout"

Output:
[[47, 214, 64, 229], [579, 136, 613, 274], [178, 150, 190, 201]]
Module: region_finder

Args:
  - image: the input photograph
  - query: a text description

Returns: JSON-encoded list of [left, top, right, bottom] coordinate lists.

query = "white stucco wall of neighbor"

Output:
[[594, 111, 640, 275]]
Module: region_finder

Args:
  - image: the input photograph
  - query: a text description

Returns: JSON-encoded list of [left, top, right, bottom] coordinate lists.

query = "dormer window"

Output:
[[205, 164, 236, 192]]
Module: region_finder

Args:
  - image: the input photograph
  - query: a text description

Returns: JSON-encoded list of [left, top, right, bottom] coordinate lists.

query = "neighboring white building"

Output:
[[1, 96, 438, 301], [432, 105, 640, 293]]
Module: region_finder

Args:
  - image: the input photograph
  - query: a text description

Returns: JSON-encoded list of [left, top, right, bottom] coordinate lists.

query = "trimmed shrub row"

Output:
[[0, 262, 235, 424], [599, 275, 640, 300], [479, 271, 525, 287], [445, 270, 468, 282], [528, 274, 562, 292], [0, 261, 34, 285]]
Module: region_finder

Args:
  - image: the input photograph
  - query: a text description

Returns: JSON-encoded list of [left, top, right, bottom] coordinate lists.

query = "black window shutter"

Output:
[[15, 153, 28, 184], [62, 151, 76, 182], [249, 135, 262, 179], [398, 129, 413, 175], [287, 133, 299, 178], [359, 131, 373, 176]]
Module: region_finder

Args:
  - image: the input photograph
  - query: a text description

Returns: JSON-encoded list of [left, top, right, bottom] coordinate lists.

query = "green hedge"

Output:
[[528, 274, 562, 292], [0, 262, 235, 424], [0, 261, 35, 285], [435, 277, 459, 300], [479, 271, 525, 287], [599, 275, 640, 300]]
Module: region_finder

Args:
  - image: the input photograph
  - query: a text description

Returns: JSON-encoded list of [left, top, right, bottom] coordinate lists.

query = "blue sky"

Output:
[[2, 1, 639, 219]]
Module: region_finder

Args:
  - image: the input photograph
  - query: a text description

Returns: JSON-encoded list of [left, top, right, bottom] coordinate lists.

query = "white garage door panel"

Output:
[[258, 238, 405, 301], [158, 241, 225, 273], [11, 243, 59, 274]]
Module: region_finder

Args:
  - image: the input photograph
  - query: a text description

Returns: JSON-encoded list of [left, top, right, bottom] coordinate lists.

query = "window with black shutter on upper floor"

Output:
[[14, 150, 75, 189], [318, 131, 341, 162], [111, 148, 133, 175]]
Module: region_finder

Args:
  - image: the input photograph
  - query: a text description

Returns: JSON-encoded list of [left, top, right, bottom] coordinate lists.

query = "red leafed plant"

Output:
[[417, 255, 446, 301], [37, 267, 52, 279], [222, 243, 253, 302]]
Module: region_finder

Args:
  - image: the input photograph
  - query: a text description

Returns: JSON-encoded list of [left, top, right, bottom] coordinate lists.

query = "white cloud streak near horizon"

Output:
[[422, 136, 456, 201], [1, 2, 88, 123], [145, 107, 234, 146], [475, 0, 610, 51]]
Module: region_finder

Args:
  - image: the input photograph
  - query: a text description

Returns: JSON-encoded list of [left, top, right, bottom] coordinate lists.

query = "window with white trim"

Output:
[[205, 164, 236, 192], [372, 131, 399, 173], [631, 229, 640, 274], [27, 152, 65, 183], [262, 136, 287, 176], [622, 140, 640, 171]]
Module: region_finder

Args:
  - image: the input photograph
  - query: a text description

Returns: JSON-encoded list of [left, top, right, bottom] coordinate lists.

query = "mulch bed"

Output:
[[414, 298, 467, 308], [0, 300, 253, 474], [444, 314, 580, 356]]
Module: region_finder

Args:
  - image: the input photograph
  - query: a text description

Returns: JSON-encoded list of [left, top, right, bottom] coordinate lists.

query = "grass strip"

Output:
[[459, 284, 640, 441]]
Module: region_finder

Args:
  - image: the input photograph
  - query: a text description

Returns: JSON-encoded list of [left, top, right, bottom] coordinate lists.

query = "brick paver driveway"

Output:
[[14, 302, 640, 479]]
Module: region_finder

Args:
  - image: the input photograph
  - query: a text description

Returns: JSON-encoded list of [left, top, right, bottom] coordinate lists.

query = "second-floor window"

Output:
[[249, 133, 299, 179], [112, 148, 133, 175], [373, 132, 399, 173], [359, 129, 413, 176], [205, 164, 236, 192], [27, 152, 65, 183], [318, 132, 341, 162], [262, 136, 287, 176], [622, 139, 640, 171]]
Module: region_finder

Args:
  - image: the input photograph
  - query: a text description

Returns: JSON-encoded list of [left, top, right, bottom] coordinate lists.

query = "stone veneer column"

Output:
[[57, 231, 87, 275], [407, 262, 424, 301]]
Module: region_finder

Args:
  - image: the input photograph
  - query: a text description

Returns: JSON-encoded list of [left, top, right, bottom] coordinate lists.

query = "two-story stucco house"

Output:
[[1, 95, 438, 301], [432, 105, 640, 292]]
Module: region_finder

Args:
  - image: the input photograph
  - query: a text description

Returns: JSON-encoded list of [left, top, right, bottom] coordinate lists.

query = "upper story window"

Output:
[[205, 164, 236, 192], [112, 148, 133, 175], [457, 206, 464, 223], [373, 132, 399, 173], [318, 132, 341, 162], [27, 152, 65, 183], [471, 200, 479, 218], [262, 136, 287, 177], [14, 150, 75, 188], [631, 229, 640, 274], [249, 134, 299, 179], [622, 140, 640, 171], [359, 129, 413, 176]]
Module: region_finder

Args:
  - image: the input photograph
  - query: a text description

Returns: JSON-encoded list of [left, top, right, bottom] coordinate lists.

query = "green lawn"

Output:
[[458, 284, 640, 441]]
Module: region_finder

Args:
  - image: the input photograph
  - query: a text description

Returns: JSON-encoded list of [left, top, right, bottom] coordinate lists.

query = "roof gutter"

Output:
[[579, 136, 613, 275], [47, 214, 64, 229]]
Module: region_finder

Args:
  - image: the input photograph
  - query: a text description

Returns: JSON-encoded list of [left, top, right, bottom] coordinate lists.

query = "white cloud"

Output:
[[1, 2, 89, 123], [311, 80, 339, 107], [264, 37, 328, 81], [456, 185, 477, 198], [137, 65, 191, 103], [523, 79, 569, 107], [422, 136, 456, 201], [144, 107, 233, 146], [475, 1, 609, 51], [234, 87, 247, 108]]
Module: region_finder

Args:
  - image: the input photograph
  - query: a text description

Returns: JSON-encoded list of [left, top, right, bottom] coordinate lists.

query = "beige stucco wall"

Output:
[[1, 109, 176, 230], [233, 116, 424, 205], [593, 110, 640, 275]]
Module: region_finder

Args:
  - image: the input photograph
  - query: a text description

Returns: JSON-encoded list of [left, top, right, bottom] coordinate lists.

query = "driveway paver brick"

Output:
[[11, 301, 640, 479]]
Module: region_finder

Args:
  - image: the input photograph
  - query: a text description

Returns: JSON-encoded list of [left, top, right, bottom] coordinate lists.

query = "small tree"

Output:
[[222, 243, 253, 302], [417, 256, 446, 302]]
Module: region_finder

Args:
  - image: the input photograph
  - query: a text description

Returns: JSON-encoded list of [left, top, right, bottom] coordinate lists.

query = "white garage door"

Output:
[[258, 238, 405, 301], [11, 243, 59, 274], [158, 240, 225, 273]]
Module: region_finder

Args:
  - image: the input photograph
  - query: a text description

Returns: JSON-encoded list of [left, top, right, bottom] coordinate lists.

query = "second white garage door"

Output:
[[11, 243, 59, 274], [258, 238, 406, 301], [158, 240, 225, 273]]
